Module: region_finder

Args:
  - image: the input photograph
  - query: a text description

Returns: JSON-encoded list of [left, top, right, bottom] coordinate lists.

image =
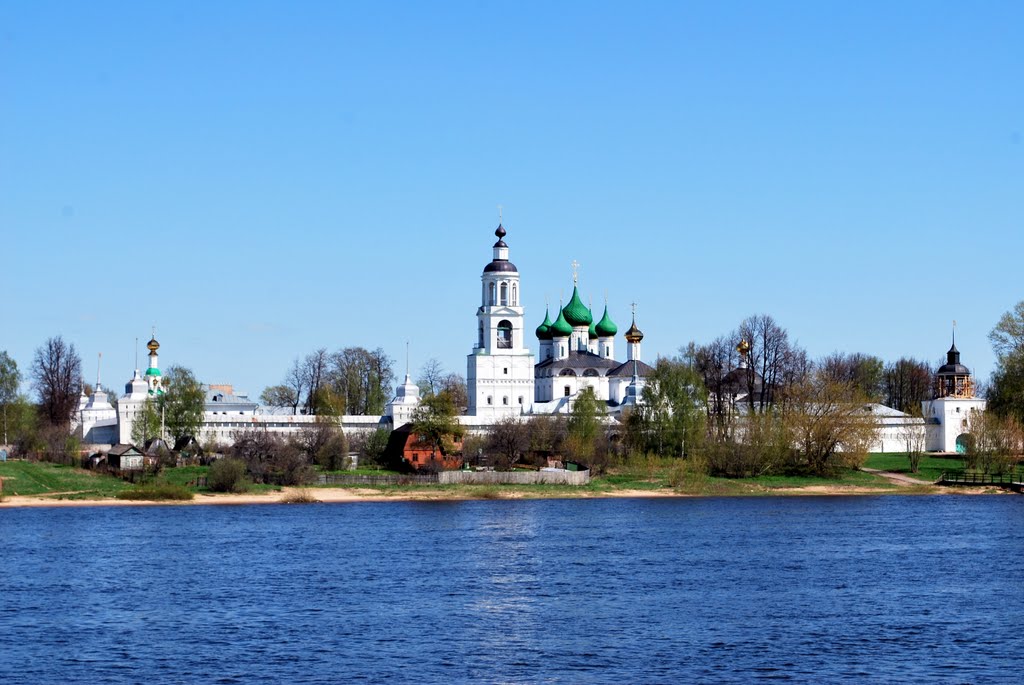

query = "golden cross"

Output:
[[498, 204, 503, 224]]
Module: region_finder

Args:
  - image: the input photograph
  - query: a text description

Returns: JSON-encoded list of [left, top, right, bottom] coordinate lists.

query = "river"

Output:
[[2, 495, 1022, 683]]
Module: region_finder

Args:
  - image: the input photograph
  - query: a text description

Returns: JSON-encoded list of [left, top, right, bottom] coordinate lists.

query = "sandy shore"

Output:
[[0, 479, 1007, 508]]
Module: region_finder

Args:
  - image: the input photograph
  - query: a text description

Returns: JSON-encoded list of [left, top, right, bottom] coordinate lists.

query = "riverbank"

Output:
[[0, 478, 1010, 508], [1, 455, 1012, 508]]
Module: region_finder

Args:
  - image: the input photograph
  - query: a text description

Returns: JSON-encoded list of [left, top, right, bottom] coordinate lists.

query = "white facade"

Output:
[[467, 225, 536, 418], [922, 396, 987, 453]]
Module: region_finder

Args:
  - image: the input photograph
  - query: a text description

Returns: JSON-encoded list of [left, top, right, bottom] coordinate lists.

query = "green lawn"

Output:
[[0, 460, 129, 499], [864, 453, 964, 483]]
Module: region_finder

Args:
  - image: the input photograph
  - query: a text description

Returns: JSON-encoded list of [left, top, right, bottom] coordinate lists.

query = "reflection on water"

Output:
[[2, 496, 1024, 684]]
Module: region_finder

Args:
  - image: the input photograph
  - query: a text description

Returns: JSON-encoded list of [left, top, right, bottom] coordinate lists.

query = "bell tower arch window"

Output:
[[497, 320, 513, 349], [488, 283, 496, 306], [500, 282, 508, 306], [512, 283, 518, 306]]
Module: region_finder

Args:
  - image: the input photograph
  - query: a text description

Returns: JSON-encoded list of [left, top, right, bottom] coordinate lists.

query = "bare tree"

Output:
[[32, 336, 82, 427], [486, 416, 531, 470], [439, 372, 468, 411], [260, 384, 298, 409], [302, 348, 331, 415], [285, 358, 306, 415], [780, 370, 878, 476], [820, 352, 885, 402], [883, 358, 932, 413], [735, 314, 806, 413], [417, 358, 445, 397]]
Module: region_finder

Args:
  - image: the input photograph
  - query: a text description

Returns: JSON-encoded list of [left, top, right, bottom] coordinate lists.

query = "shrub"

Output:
[[116, 484, 194, 501], [667, 455, 709, 491], [280, 488, 319, 504], [207, 458, 249, 493]]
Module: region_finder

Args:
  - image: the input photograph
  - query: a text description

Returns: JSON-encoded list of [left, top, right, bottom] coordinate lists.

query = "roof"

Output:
[[484, 260, 518, 273], [536, 351, 622, 371], [607, 359, 655, 377], [108, 444, 142, 457], [536, 309, 553, 340], [550, 307, 573, 337], [595, 305, 617, 337], [562, 286, 593, 327]]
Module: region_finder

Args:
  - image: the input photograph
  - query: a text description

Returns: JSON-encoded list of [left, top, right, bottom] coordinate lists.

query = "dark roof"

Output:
[[535, 351, 622, 371], [108, 444, 142, 457], [484, 260, 518, 273], [937, 363, 971, 375], [607, 360, 655, 377]]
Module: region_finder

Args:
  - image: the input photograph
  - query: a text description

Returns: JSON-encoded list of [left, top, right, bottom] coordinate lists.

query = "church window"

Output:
[[503, 396, 508, 405], [564, 385, 571, 397], [487, 396, 493, 405], [512, 284, 518, 306], [503, 367, 508, 374], [500, 282, 508, 305], [559, 369, 577, 376], [497, 320, 513, 349], [478, 322, 484, 348], [489, 283, 496, 306], [518, 396, 523, 405], [583, 369, 599, 377]]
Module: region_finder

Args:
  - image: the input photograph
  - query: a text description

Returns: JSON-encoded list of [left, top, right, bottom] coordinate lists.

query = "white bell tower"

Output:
[[467, 222, 535, 417]]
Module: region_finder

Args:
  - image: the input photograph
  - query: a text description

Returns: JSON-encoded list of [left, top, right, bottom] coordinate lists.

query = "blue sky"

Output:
[[1, 1, 1021, 398]]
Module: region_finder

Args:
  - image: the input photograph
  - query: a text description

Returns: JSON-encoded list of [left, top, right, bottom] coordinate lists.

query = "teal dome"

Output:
[[595, 305, 618, 337], [550, 307, 573, 337], [562, 286, 593, 327], [535, 309, 553, 340], [589, 319, 597, 339]]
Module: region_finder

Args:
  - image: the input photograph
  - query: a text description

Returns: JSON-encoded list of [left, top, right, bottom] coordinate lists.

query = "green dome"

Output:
[[550, 307, 573, 337], [536, 309, 553, 340], [145, 367, 161, 377], [562, 286, 593, 327], [595, 305, 618, 337], [589, 319, 597, 339]]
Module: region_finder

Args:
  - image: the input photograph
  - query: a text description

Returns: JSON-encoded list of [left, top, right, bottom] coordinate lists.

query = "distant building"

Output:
[[106, 444, 144, 470], [922, 339, 986, 453]]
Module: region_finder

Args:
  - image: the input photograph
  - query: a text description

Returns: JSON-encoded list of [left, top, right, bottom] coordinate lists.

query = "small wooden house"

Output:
[[386, 423, 463, 472], [107, 444, 144, 471]]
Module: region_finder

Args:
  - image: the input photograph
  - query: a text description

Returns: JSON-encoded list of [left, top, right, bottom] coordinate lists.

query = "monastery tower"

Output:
[[467, 224, 535, 417]]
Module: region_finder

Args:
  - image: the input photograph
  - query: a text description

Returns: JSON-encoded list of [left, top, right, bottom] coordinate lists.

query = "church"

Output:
[[466, 224, 651, 419]]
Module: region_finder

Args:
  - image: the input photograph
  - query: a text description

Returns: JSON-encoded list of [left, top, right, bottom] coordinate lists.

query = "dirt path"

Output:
[[859, 467, 934, 486]]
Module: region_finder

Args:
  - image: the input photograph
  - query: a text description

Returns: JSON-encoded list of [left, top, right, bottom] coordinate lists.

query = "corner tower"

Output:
[[467, 224, 535, 417], [921, 332, 987, 453]]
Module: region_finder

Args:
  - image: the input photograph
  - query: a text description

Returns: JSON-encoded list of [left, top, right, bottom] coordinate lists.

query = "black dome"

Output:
[[484, 260, 518, 273], [937, 363, 970, 376]]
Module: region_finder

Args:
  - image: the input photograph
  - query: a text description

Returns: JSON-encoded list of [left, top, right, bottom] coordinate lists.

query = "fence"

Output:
[[938, 470, 1024, 487], [437, 469, 590, 486], [315, 473, 439, 486]]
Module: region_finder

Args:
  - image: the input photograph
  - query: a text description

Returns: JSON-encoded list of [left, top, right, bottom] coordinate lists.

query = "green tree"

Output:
[[356, 427, 391, 468], [410, 391, 464, 462], [989, 301, 1024, 360], [259, 384, 298, 410], [988, 301, 1024, 423], [566, 387, 603, 463], [131, 398, 162, 445], [0, 351, 21, 445], [160, 366, 206, 444], [631, 357, 707, 457]]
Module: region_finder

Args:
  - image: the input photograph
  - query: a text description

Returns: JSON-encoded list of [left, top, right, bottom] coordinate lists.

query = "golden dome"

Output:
[[147, 337, 160, 352]]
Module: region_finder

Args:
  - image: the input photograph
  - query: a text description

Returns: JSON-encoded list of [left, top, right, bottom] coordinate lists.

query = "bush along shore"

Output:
[[1, 452, 1012, 506]]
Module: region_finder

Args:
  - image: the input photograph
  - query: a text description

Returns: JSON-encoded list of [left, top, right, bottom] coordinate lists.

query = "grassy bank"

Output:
[[0, 460, 129, 499], [0, 455, 962, 504], [863, 453, 963, 483]]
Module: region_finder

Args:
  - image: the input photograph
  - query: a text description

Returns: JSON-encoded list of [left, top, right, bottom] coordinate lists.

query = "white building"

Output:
[[466, 224, 536, 418], [922, 340, 986, 453]]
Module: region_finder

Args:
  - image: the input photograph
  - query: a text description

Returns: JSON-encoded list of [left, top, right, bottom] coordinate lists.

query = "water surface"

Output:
[[2, 496, 1022, 683]]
